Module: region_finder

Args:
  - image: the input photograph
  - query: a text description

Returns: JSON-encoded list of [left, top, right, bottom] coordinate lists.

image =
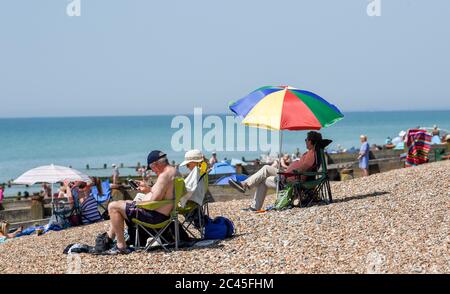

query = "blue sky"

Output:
[[0, 0, 449, 117]]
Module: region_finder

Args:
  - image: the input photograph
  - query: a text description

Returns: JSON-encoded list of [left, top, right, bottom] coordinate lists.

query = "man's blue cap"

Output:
[[147, 150, 166, 167]]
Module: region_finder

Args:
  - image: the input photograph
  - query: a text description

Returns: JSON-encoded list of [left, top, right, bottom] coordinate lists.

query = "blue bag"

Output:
[[204, 216, 235, 240]]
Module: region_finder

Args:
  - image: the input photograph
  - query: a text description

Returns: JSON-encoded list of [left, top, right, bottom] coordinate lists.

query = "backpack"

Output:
[[94, 232, 113, 253], [204, 216, 235, 240]]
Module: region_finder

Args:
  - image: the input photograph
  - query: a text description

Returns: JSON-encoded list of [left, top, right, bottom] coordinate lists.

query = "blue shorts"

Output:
[[125, 202, 169, 225]]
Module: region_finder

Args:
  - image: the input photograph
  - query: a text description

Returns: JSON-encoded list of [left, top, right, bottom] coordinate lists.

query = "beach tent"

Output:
[[214, 174, 248, 185], [208, 162, 236, 175], [13, 164, 91, 213]]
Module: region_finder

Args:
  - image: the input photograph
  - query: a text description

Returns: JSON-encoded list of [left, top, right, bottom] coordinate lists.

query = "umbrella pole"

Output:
[[51, 183, 54, 216], [276, 130, 283, 197]]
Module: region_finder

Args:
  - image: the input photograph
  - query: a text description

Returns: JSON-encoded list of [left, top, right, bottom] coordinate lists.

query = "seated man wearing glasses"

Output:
[[229, 131, 322, 211], [104, 150, 176, 254]]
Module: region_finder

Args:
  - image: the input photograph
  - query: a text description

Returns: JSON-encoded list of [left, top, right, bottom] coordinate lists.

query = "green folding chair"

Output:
[[434, 147, 446, 162], [279, 139, 333, 207], [178, 173, 210, 239], [131, 177, 186, 252]]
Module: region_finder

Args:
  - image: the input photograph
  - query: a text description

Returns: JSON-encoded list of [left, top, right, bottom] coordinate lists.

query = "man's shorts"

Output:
[[125, 202, 170, 225]]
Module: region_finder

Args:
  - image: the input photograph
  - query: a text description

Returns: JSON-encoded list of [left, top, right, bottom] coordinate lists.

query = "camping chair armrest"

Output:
[[299, 171, 321, 176], [278, 171, 321, 177], [136, 199, 173, 210], [278, 172, 297, 177]]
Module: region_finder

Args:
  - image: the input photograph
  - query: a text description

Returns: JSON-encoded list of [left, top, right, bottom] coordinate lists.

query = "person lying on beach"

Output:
[[64, 179, 102, 225], [229, 131, 322, 211], [104, 150, 176, 254], [0, 221, 23, 243]]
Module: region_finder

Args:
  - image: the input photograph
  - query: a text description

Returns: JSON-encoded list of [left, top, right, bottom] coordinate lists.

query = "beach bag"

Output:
[[204, 216, 234, 240], [274, 184, 293, 210], [68, 210, 82, 227]]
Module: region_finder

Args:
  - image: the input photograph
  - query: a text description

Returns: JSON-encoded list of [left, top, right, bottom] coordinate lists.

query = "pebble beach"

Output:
[[0, 160, 448, 274]]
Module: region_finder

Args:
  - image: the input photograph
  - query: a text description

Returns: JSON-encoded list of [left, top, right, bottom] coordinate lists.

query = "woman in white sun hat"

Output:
[[180, 150, 204, 170]]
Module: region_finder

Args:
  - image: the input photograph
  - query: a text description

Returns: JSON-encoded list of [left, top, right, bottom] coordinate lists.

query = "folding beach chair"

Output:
[[433, 147, 446, 162], [90, 179, 112, 219], [131, 177, 186, 252], [178, 170, 211, 240], [278, 139, 333, 208]]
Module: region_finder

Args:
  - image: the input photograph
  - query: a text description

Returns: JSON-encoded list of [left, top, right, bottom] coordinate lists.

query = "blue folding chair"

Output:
[[90, 180, 112, 219]]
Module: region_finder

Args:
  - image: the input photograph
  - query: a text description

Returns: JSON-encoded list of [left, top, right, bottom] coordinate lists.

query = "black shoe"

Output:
[[228, 179, 246, 193], [241, 206, 257, 212], [104, 245, 133, 255]]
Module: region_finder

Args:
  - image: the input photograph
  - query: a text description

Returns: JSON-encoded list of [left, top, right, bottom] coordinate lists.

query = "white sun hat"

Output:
[[179, 149, 204, 167], [398, 130, 407, 137]]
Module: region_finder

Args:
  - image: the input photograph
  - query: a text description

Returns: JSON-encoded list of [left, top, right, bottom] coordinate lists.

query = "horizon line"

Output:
[[0, 109, 450, 119]]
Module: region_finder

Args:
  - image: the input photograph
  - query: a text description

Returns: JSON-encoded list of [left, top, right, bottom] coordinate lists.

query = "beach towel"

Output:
[[405, 129, 432, 167], [180, 167, 206, 208], [16, 223, 63, 238]]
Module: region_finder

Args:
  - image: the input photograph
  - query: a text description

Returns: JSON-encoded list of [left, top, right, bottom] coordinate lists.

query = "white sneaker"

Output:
[[146, 236, 162, 248]]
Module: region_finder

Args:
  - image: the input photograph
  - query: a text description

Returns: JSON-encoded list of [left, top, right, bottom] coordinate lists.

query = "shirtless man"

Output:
[[106, 150, 176, 254]]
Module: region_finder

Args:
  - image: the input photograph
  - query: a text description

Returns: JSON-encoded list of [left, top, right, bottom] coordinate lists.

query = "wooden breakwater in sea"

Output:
[[3, 144, 448, 194]]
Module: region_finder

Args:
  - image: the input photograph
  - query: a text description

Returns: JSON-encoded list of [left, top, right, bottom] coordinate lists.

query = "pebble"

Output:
[[0, 161, 448, 274]]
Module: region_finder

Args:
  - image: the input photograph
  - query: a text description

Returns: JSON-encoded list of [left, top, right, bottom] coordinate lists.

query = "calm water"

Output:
[[1, 111, 449, 192]]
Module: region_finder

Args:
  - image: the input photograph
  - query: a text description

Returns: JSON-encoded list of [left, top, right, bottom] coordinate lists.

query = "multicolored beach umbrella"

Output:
[[229, 86, 344, 130]]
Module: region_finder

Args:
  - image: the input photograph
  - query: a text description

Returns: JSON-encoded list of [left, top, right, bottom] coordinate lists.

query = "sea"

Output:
[[1, 110, 449, 196]]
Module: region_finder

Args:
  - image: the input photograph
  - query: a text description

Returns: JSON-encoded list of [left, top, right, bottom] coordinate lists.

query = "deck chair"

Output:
[[178, 167, 210, 240], [278, 139, 333, 207], [131, 177, 186, 252], [90, 180, 112, 219], [433, 147, 446, 162]]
